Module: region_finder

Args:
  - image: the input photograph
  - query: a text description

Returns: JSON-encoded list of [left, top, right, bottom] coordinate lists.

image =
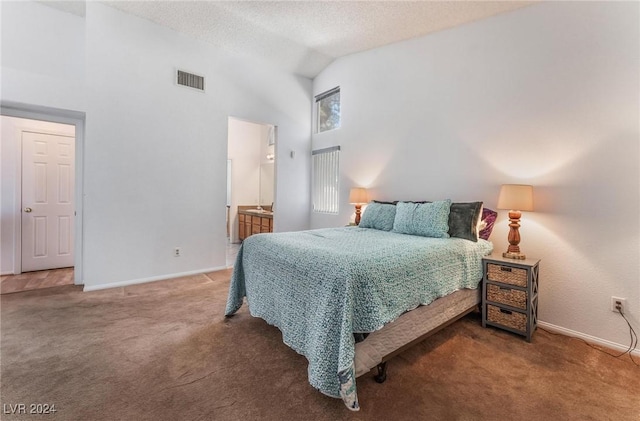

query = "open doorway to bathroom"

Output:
[[226, 117, 276, 266]]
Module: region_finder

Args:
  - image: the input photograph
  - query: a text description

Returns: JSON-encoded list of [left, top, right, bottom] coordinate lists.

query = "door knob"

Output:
[[24, 207, 32, 213]]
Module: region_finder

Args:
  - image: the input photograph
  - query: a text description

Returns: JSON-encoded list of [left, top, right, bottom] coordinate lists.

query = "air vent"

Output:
[[176, 70, 205, 91]]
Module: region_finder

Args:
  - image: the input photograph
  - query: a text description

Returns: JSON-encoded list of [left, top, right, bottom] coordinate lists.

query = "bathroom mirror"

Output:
[[259, 125, 276, 209]]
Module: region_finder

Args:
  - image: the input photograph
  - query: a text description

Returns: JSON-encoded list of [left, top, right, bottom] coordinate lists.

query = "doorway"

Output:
[[226, 117, 276, 247], [1, 112, 82, 285]]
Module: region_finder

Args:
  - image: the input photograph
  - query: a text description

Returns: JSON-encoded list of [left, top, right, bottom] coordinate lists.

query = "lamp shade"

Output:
[[349, 188, 368, 204], [497, 184, 534, 211]]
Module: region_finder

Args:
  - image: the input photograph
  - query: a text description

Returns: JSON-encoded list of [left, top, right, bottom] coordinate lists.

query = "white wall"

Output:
[[0, 1, 85, 111], [312, 2, 639, 349], [1, 1, 311, 289]]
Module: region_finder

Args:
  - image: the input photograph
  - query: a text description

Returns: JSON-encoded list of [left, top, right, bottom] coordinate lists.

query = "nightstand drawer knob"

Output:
[[500, 267, 512, 273], [499, 308, 513, 315]]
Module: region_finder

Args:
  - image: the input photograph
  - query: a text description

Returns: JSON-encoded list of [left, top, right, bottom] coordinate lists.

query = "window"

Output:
[[315, 87, 340, 133], [312, 146, 340, 214]]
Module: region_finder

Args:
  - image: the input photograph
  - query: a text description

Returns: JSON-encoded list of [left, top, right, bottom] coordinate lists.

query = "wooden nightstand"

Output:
[[482, 254, 540, 342]]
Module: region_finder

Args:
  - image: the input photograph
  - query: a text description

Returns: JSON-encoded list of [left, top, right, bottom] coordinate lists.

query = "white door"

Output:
[[21, 131, 75, 272]]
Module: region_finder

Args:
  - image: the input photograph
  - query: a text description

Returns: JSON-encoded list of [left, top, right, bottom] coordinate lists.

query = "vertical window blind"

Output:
[[312, 146, 340, 214]]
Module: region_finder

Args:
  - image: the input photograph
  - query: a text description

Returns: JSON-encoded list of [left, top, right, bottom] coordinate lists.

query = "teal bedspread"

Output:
[[225, 227, 493, 410]]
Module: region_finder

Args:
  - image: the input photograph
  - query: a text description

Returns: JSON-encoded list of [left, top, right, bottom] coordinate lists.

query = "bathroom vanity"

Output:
[[238, 206, 273, 241]]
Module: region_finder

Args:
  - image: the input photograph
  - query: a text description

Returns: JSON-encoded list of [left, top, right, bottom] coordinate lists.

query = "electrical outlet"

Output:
[[611, 296, 626, 313], [174, 247, 181, 257]]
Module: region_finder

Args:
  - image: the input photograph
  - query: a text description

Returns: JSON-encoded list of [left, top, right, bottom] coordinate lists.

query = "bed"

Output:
[[225, 200, 496, 410]]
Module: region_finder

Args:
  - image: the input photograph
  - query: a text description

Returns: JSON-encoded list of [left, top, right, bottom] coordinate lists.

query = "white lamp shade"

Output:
[[497, 184, 534, 211], [349, 188, 368, 204]]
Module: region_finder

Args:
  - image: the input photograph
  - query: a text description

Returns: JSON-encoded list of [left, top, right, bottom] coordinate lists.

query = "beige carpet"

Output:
[[1, 269, 638, 421], [1, 267, 74, 294]]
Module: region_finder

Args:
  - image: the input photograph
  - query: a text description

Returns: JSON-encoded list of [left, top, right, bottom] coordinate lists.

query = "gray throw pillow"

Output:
[[448, 202, 483, 242]]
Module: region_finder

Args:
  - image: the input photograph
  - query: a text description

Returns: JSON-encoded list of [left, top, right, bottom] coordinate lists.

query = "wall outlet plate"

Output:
[[174, 247, 181, 257], [611, 296, 626, 313]]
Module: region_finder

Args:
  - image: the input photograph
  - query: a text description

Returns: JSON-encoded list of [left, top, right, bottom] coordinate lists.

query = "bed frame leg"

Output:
[[374, 362, 388, 383]]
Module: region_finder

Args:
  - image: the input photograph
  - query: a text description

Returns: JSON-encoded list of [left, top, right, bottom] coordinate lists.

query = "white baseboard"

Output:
[[82, 266, 227, 292], [538, 320, 640, 357]]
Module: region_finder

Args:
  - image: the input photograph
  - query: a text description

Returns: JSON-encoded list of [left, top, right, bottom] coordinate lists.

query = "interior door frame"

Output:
[[2, 102, 85, 285]]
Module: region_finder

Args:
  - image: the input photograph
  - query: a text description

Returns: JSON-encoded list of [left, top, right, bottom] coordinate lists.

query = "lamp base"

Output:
[[354, 204, 362, 226], [504, 210, 525, 260], [503, 251, 526, 260]]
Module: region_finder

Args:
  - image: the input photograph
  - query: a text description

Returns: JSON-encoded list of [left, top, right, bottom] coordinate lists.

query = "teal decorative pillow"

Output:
[[392, 200, 452, 238], [359, 202, 397, 231], [448, 202, 483, 242]]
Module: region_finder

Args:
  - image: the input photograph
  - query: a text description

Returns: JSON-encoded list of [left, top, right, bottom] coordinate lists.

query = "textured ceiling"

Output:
[[41, 1, 536, 78]]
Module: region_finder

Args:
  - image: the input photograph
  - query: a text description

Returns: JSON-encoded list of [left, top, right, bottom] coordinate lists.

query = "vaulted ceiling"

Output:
[[41, 1, 536, 78]]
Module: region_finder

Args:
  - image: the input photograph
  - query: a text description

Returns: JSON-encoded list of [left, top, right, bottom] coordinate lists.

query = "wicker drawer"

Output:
[[487, 263, 527, 287], [487, 284, 527, 310], [487, 305, 527, 332]]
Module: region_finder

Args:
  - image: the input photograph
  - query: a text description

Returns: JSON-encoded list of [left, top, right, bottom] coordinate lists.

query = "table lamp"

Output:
[[497, 184, 533, 260], [349, 188, 368, 225]]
